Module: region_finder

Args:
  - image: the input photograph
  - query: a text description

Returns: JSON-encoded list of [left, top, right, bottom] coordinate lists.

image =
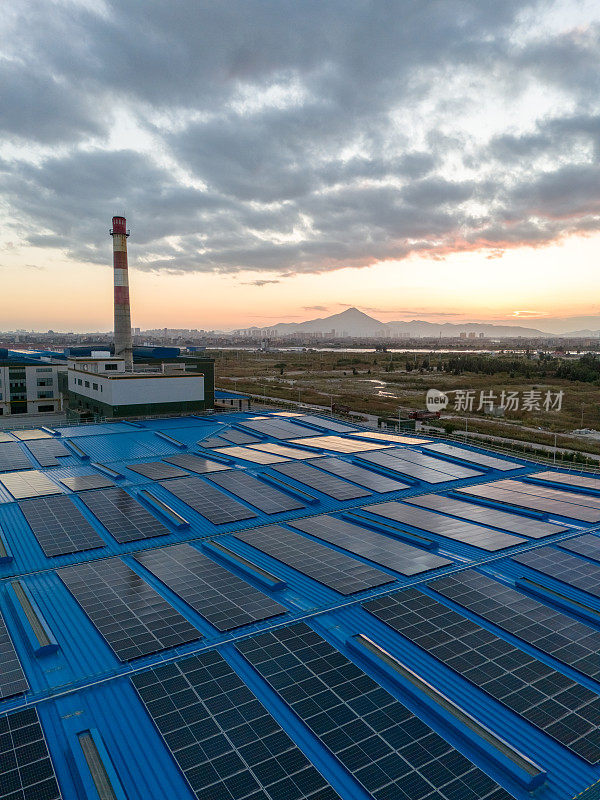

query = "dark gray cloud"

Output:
[[2, 0, 600, 277]]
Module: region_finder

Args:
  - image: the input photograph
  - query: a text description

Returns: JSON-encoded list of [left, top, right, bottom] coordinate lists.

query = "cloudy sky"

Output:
[[2, 0, 600, 331]]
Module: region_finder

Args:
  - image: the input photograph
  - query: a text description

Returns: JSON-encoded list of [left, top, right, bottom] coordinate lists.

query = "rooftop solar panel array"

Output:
[[199, 436, 231, 448], [163, 454, 231, 474], [367, 501, 525, 551], [0, 443, 32, 473], [207, 470, 305, 514], [248, 442, 317, 459], [0, 708, 62, 800], [458, 482, 600, 523], [292, 436, 387, 453], [19, 495, 105, 557], [430, 570, 600, 682], [559, 533, 600, 562], [406, 494, 567, 538], [529, 471, 600, 492], [381, 448, 483, 480], [12, 429, 52, 441], [289, 515, 451, 576], [497, 479, 600, 510], [513, 547, 600, 599], [294, 414, 357, 433], [213, 446, 289, 464], [349, 431, 430, 445], [218, 428, 262, 445], [237, 623, 513, 800], [0, 432, 13, 443], [160, 476, 257, 524], [0, 610, 29, 699], [126, 461, 189, 480], [58, 558, 201, 661], [234, 525, 394, 595], [357, 450, 452, 483], [135, 543, 287, 631], [307, 457, 409, 492], [0, 470, 62, 499], [239, 418, 314, 439], [132, 650, 340, 800], [79, 487, 170, 543], [58, 473, 114, 491], [271, 461, 371, 501], [23, 438, 70, 467], [422, 443, 521, 471], [366, 590, 600, 763]]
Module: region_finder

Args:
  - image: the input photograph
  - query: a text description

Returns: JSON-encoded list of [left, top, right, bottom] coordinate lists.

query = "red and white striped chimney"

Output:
[[110, 216, 133, 369]]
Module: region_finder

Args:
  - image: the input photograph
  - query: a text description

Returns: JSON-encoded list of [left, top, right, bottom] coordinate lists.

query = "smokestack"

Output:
[[110, 215, 133, 369]]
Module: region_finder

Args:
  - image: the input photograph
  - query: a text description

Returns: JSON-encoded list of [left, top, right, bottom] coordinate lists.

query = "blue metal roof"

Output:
[[0, 412, 598, 799]]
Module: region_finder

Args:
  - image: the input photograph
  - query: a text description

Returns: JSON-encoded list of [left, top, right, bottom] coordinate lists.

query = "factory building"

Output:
[[0, 350, 63, 416]]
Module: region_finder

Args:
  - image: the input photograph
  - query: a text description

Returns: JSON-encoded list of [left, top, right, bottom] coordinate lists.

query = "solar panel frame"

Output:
[[134, 543, 287, 631], [163, 453, 231, 474], [159, 476, 257, 524], [306, 456, 409, 492], [59, 474, 115, 492], [247, 442, 318, 459], [0, 708, 62, 800], [211, 446, 289, 464], [422, 443, 521, 471], [349, 431, 430, 445], [406, 494, 567, 538], [132, 650, 340, 800], [58, 558, 202, 661], [0, 609, 29, 699], [357, 450, 452, 483], [78, 487, 171, 543], [291, 435, 389, 453], [238, 623, 513, 800], [366, 589, 600, 763], [513, 547, 600, 599], [271, 461, 371, 500], [380, 448, 483, 479], [430, 569, 600, 683], [218, 428, 262, 445], [19, 495, 106, 556], [235, 524, 394, 594], [198, 436, 231, 448], [206, 470, 305, 514], [126, 461, 190, 480], [495, 479, 600, 510], [458, 483, 600, 523], [289, 515, 452, 575], [0, 443, 33, 473], [23, 438, 70, 467], [0, 470, 62, 499], [367, 501, 526, 550], [238, 418, 316, 439], [530, 471, 600, 492]]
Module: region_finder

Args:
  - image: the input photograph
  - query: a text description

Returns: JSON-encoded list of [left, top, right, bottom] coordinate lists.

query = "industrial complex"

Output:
[[0, 410, 598, 799]]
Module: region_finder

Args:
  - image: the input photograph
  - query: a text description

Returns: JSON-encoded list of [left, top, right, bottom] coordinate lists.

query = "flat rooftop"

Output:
[[0, 411, 598, 799]]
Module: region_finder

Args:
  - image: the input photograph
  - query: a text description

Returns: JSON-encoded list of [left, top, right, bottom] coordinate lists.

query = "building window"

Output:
[[36, 367, 52, 373], [92, 383, 98, 391], [104, 364, 118, 371], [38, 404, 54, 412], [84, 381, 90, 388], [37, 391, 53, 399]]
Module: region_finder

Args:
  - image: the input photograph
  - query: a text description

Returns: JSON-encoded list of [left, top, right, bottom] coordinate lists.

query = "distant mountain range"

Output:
[[234, 307, 600, 339]]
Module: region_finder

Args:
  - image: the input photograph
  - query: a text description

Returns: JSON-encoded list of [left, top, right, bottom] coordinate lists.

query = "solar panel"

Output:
[[24, 438, 70, 467], [559, 533, 600, 562], [349, 431, 430, 445], [247, 442, 317, 459], [132, 651, 339, 800], [381, 448, 483, 479], [58, 558, 201, 661], [430, 570, 600, 682], [422, 443, 521, 471], [159, 476, 257, 524], [366, 590, 600, 763], [235, 525, 393, 594], [238, 418, 314, 439], [496, 479, 600, 511], [0, 432, 13, 443], [79, 488, 171, 543], [59, 473, 114, 491], [294, 414, 357, 433], [199, 436, 231, 447], [207, 471, 304, 514], [12, 429, 52, 441], [0, 443, 32, 473], [19, 495, 106, 557], [306, 457, 409, 492], [135, 543, 287, 631], [406, 494, 567, 538], [367, 501, 525, 550], [126, 461, 189, 479], [291, 435, 388, 453], [0, 470, 62, 499], [211, 446, 289, 464], [0, 708, 62, 799], [271, 462, 371, 501], [458, 483, 600, 523], [237, 624, 513, 800], [530, 471, 600, 492], [357, 450, 451, 483], [0, 609, 29, 699], [513, 547, 600, 600], [289, 515, 451, 575], [219, 428, 262, 445], [163, 454, 231, 474]]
